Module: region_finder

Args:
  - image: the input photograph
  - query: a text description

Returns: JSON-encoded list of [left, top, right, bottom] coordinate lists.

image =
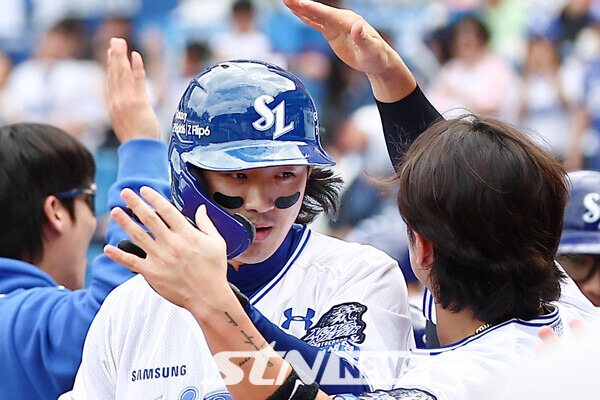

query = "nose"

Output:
[[579, 270, 600, 307], [243, 183, 275, 214]]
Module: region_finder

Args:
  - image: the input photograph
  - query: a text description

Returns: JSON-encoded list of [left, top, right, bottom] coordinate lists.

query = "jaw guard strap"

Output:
[[177, 167, 255, 259]]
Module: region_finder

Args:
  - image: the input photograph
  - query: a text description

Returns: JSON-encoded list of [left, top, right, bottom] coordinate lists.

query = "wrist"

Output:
[[367, 53, 416, 103], [188, 285, 244, 326]]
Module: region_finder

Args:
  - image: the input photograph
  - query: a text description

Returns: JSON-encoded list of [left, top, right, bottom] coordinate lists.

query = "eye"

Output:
[[229, 172, 247, 180], [279, 171, 296, 179]]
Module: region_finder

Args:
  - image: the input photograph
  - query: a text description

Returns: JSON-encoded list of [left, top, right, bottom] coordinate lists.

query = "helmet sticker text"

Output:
[[173, 122, 211, 138], [175, 111, 188, 122], [252, 94, 294, 139]]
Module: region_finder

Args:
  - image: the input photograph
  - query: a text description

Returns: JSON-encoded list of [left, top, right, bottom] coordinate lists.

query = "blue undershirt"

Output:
[[227, 224, 304, 297], [228, 224, 369, 395]]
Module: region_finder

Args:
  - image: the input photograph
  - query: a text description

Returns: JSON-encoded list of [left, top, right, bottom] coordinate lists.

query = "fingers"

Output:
[[121, 186, 195, 239], [107, 37, 132, 112], [535, 325, 560, 354], [110, 204, 156, 259], [288, 9, 325, 33], [104, 243, 144, 274], [537, 326, 559, 345], [118, 187, 177, 240], [285, 0, 343, 39], [194, 204, 222, 238], [131, 51, 148, 95], [107, 37, 131, 85], [569, 318, 589, 339], [138, 186, 195, 233]]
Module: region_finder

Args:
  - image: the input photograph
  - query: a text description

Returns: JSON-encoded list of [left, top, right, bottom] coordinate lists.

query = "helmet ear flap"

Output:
[[188, 164, 255, 242], [233, 213, 256, 243], [170, 148, 254, 259]]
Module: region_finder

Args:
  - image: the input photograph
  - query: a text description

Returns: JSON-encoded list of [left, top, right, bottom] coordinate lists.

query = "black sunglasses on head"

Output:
[[54, 183, 97, 215]]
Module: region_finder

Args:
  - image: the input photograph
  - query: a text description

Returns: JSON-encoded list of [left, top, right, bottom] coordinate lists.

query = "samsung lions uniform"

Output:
[[61, 225, 414, 399], [362, 266, 600, 400]]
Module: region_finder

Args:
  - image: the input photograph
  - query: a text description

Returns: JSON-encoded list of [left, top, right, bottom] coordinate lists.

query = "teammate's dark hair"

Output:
[[0, 123, 95, 262], [297, 167, 342, 224], [397, 116, 567, 325]]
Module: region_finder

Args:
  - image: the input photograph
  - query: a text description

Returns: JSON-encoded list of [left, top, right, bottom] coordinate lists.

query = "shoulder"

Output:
[[292, 230, 405, 286], [89, 274, 187, 340], [99, 274, 162, 314]]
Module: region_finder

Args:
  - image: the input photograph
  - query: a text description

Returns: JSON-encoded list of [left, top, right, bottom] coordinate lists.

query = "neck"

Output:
[[228, 260, 243, 272], [434, 303, 489, 346], [38, 235, 84, 290]]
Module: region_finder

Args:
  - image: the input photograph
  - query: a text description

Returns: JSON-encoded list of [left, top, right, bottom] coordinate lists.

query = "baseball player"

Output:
[[0, 40, 169, 399], [59, 38, 414, 399], [558, 170, 600, 306], [107, 115, 600, 400], [99, 2, 600, 400]]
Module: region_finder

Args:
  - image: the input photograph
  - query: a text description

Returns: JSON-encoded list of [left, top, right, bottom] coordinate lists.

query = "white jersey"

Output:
[[333, 300, 600, 400], [61, 227, 414, 399], [386, 264, 600, 400]]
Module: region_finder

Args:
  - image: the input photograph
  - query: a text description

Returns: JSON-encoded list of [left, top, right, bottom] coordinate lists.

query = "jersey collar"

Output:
[[227, 224, 306, 297]]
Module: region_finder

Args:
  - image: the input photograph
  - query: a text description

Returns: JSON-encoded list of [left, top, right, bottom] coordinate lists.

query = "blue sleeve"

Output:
[[245, 302, 370, 395], [2, 139, 170, 399], [87, 139, 170, 308]]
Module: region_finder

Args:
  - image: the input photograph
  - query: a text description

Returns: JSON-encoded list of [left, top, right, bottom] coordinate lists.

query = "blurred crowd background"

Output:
[[3, 0, 600, 293]]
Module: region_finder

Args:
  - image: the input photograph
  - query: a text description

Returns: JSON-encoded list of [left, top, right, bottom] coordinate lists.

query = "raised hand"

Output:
[[106, 37, 160, 143], [283, 0, 415, 102], [104, 186, 231, 315]]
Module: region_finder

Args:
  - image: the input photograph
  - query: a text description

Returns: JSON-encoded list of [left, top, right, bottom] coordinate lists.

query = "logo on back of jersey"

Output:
[[301, 302, 367, 351]]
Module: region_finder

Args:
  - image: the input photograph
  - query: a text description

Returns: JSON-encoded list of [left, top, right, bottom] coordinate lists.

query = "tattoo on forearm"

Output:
[[225, 311, 239, 327], [224, 312, 274, 367]]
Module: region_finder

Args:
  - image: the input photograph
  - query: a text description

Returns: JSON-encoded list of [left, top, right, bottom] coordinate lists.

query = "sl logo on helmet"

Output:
[[582, 192, 600, 224], [252, 95, 294, 139]]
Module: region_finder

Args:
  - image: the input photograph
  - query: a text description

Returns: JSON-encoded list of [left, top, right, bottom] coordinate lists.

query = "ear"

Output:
[[412, 230, 434, 271], [42, 195, 70, 234]]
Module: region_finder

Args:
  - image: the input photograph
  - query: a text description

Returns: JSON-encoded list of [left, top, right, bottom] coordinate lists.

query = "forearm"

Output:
[[376, 86, 442, 169], [190, 290, 294, 400]]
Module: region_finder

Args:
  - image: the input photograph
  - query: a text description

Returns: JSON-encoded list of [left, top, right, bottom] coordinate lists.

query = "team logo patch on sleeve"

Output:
[[333, 388, 437, 399], [301, 302, 368, 350]]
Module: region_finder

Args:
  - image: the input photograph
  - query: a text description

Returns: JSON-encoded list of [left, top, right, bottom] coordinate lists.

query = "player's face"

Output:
[[560, 254, 600, 306], [202, 166, 309, 267]]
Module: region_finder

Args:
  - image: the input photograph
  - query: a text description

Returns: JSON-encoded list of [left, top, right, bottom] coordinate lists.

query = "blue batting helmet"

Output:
[[560, 170, 600, 254], [169, 60, 334, 259]]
